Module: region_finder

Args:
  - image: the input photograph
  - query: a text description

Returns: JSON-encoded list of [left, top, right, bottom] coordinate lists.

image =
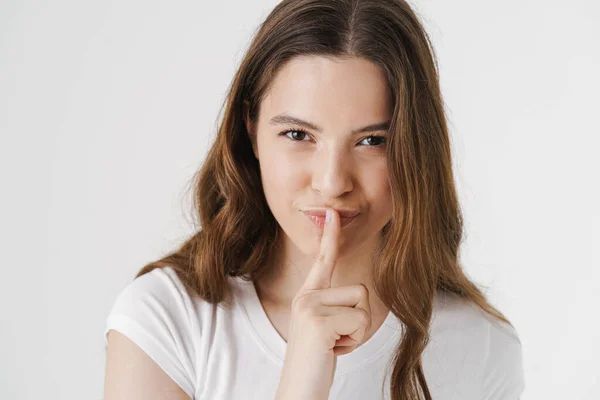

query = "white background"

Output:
[[1, 0, 598, 399]]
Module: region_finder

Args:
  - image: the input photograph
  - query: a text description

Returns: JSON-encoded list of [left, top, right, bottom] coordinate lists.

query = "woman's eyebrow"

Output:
[[269, 113, 390, 134]]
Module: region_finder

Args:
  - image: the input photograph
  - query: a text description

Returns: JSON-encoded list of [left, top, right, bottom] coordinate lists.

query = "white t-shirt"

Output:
[[104, 266, 525, 399]]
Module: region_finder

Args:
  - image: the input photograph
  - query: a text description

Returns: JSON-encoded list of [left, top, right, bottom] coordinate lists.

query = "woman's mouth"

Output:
[[302, 212, 358, 229]]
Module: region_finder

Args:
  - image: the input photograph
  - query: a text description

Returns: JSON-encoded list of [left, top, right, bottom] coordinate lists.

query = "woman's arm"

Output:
[[104, 330, 192, 400]]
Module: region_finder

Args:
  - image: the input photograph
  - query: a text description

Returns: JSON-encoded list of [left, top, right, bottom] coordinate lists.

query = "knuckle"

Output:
[[292, 293, 315, 313], [356, 283, 369, 299], [358, 309, 370, 326], [291, 295, 306, 312]]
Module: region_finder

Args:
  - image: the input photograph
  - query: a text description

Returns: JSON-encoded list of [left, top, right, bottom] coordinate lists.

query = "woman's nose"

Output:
[[310, 147, 353, 198]]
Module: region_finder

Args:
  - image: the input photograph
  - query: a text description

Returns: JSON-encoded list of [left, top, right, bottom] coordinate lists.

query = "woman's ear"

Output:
[[243, 100, 259, 160]]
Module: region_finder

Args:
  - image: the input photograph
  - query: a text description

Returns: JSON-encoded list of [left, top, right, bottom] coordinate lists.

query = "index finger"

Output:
[[300, 208, 341, 291]]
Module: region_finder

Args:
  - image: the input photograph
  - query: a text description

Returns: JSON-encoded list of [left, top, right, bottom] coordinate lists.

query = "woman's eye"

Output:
[[278, 129, 386, 147], [281, 129, 310, 141], [358, 135, 386, 147]]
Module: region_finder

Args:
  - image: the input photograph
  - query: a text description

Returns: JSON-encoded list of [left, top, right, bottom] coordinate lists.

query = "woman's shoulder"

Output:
[[105, 266, 238, 333], [104, 267, 249, 398], [429, 290, 525, 396], [431, 291, 523, 357], [107, 267, 193, 312], [432, 290, 521, 342], [104, 266, 211, 399]]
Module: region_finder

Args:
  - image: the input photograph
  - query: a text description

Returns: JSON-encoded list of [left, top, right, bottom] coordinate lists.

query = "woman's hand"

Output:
[[275, 208, 372, 400]]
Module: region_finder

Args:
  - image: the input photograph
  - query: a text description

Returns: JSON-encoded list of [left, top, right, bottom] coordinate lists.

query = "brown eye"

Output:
[[279, 129, 310, 141], [359, 135, 386, 147]]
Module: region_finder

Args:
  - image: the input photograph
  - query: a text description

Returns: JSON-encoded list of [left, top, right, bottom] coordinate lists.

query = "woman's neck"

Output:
[[254, 233, 390, 319]]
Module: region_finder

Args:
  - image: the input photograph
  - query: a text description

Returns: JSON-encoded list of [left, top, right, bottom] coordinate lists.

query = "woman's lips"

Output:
[[302, 212, 358, 228]]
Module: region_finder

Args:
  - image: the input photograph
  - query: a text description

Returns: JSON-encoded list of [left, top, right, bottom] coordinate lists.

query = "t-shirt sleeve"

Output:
[[104, 267, 198, 399], [480, 319, 525, 399]]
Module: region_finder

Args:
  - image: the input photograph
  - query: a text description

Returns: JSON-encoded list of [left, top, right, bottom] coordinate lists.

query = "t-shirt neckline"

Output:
[[234, 276, 402, 375]]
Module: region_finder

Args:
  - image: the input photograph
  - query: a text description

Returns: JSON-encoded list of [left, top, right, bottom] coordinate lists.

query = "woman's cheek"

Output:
[[260, 149, 296, 203], [270, 149, 304, 186]]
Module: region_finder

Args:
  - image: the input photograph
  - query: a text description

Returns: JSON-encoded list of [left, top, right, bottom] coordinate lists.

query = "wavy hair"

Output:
[[135, 0, 513, 398]]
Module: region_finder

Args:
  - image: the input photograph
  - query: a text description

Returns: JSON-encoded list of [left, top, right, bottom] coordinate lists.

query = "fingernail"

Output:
[[325, 209, 331, 224]]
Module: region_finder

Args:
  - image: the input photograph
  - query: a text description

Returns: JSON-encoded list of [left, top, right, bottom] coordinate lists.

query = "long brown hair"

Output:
[[135, 0, 513, 398]]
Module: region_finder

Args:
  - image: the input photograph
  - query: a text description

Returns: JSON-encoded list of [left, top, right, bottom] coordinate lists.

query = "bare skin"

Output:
[[246, 55, 395, 353], [273, 208, 380, 399], [255, 266, 391, 347]]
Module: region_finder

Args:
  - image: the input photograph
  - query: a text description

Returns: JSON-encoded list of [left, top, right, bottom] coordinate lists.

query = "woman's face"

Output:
[[248, 55, 393, 258]]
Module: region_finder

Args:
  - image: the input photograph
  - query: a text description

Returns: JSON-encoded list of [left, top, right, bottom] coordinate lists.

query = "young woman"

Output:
[[103, 0, 525, 399]]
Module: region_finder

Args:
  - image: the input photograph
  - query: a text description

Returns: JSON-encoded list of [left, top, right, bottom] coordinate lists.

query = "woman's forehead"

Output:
[[259, 55, 392, 129]]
